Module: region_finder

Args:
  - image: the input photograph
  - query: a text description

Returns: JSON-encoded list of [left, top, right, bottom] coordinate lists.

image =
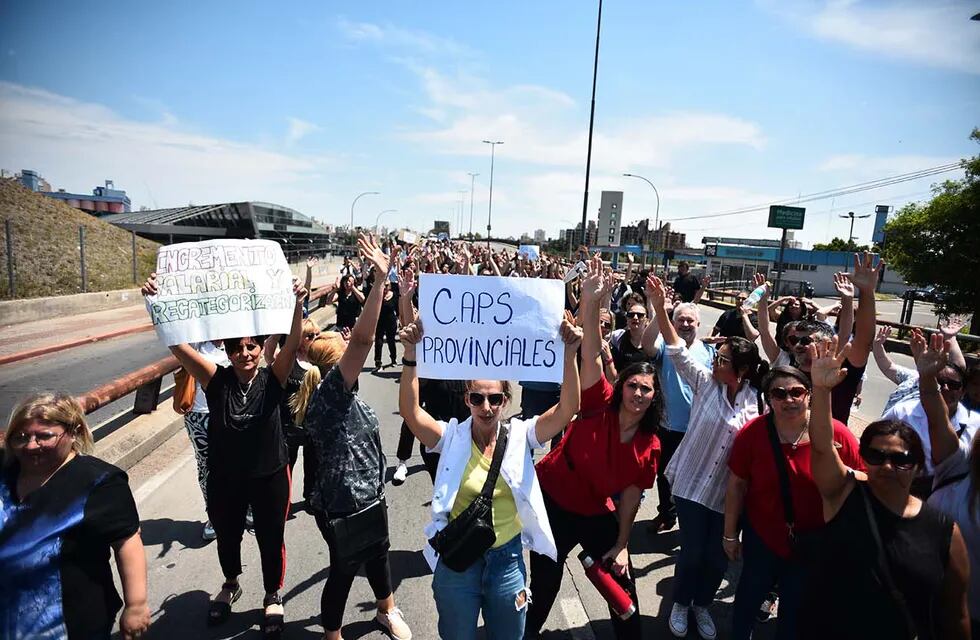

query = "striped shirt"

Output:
[[663, 344, 762, 513]]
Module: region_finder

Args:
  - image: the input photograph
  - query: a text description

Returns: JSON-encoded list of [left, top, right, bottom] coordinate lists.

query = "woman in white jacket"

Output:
[[398, 318, 581, 640]]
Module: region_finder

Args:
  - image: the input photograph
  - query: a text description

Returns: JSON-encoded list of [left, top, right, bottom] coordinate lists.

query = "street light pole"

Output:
[[350, 191, 379, 241], [483, 140, 503, 249], [375, 209, 397, 235], [457, 190, 468, 239], [623, 173, 661, 258], [580, 0, 603, 247], [840, 210, 871, 245], [467, 172, 479, 238]]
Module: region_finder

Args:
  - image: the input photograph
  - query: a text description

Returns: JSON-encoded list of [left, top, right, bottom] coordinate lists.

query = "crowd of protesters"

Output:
[[2, 231, 979, 640]]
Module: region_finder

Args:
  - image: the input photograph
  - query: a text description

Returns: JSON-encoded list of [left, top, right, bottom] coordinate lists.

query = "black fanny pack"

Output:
[[429, 423, 510, 572]]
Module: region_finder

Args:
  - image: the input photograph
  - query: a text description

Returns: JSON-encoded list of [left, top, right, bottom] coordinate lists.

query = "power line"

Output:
[[667, 161, 963, 223]]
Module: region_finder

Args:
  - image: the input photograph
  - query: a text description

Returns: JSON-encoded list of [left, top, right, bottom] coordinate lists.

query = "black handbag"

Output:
[[429, 423, 510, 572], [764, 414, 823, 564], [326, 433, 390, 567]]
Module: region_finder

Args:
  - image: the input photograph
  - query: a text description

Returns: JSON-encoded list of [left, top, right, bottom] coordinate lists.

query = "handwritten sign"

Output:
[[417, 274, 564, 383], [146, 239, 294, 346], [518, 245, 540, 261]]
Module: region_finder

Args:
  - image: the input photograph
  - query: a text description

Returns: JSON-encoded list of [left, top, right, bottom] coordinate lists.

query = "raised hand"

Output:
[[850, 252, 884, 294], [833, 272, 855, 299], [645, 274, 667, 309], [397, 268, 417, 300], [874, 325, 892, 347], [579, 254, 606, 304], [808, 336, 851, 389], [915, 331, 949, 378], [306, 255, 318, 269], [909, 327, 927, 361], [939, 314, 968, 338], [292, 276, 308, 305], [140, 273, 158, 297], [398, 320, 424, 348], [358, 233, 389, 275], [700, 274, 711, 289], [559, 318, 584, 351], [752, 273, 769, 300]]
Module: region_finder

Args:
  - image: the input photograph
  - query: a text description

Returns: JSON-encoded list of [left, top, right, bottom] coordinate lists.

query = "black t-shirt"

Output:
[[713, 308, 757, 339], [0, 453, 139, 638], [611, 329, 650, 372], [205, 365, 289, 477], [420, 379, 469, 422], [336, 292, 362, 329], [673, 273, 701, 303]]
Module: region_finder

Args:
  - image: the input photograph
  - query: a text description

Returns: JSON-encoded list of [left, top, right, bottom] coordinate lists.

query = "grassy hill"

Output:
[[0, 179, 160, 299]]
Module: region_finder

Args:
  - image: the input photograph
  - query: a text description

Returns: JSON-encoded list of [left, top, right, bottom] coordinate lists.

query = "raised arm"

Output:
[[739, 306, 760, 341], [847, 252, 883, 368], [647, 275, 682, 347], [141, 274, 218, 387], [914, 330, 960, 466], [397, 321, 444, 449], [807, 337, 858, 514], [833, 272, 855, 352], [578, 255, 608, 391], [940, 316, 969, 370], [397, 268, 418, 326], [753, 273, 780, 362], [692, 274, 710, 304], [271, 277, 308, 386], [872, 325, 911, 385], [640, 278, 663, 358], [534, 319, 583, 444], [338, 234, 390, 390]]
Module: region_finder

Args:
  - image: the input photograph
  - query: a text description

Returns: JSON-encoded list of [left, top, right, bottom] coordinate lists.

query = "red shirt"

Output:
[[536, 375, 660, 516], [728, 414, 863, 559]]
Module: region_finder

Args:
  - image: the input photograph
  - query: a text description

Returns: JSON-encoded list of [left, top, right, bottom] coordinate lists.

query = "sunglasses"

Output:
[[937, 378, 964, 391], [785, 335, 815, 347], [769, 386, 809, 401], [468, 392, 506, 407], [7, 430, 68, 449], [626, 311, 646, 319], [600, 322, 612, 330], [861, 447, 918, 470]]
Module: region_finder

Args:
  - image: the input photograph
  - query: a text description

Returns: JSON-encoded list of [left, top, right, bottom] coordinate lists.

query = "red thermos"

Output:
[[580, 553, 636, 619]]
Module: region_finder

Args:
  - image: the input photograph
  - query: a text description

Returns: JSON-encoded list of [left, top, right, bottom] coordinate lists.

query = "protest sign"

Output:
[[417, 274, 564, 383], [518, 245, 540, 261], [145, 239, 295, 346], [398, 230, 418, 245]]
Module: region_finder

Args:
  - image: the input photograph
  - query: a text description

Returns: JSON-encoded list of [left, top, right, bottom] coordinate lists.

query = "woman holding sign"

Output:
[[398, 315, 583, 640], [526, 255, 662, 640], [140, 273, 307, 639]]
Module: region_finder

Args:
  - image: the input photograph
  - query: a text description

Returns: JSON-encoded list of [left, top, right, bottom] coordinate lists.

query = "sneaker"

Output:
[[757, 591, 778, 622], [374, 361, 383, 372], [692, 606, 717, 640], [648, 512, 677, 534], [202, 520, 216, 541], [392, 462, 409, 486], [245, 507, 254, 530], [668, 602, 689, 637], [376, 607, 412, 640]]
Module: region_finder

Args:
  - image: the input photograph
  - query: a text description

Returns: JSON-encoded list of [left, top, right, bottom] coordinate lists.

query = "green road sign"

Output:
[[768, 205, 805, 230]]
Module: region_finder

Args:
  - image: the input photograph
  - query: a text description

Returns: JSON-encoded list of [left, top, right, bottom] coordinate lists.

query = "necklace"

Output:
[[779, 424, 809, 450]]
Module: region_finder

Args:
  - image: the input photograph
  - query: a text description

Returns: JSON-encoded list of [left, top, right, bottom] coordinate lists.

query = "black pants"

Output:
[[655, 428, 685, 519], [287, 436, 319, 501], [375, 319, 397, 365], [313, 510, 394, 631], [395, 420, 439, 483], [207, 467, 290, 594], [526, 493, 641, 639]]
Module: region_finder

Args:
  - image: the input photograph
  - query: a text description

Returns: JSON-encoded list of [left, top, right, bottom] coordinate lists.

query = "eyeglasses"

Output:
[[937, 378, 964, 391], [468, 392, 505, 407], [304, 332, 320, 340], [861, 447, 918, 470], [626, 311, 646, 319], [7, 430, 68, 448], [769, 386, 809, 401], [785, 335, 814, 347], [600, 322, 612, 330], [714, 352, 732, 366]]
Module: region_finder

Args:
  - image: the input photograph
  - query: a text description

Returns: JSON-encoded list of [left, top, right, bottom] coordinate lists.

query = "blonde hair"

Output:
[[301, 318, 318, 335], [4, 393, 94, 465], [289, 333, 348, 425]]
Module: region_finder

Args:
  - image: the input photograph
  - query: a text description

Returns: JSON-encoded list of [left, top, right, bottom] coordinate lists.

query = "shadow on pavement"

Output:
[[147, 588, 257, 639], [140, 517, 211, 558]]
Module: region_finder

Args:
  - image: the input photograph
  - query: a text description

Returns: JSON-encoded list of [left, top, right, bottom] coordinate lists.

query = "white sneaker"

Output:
[[376, 607, 412, 640], [692, 605, 717, 640], [392, 463, 409, 486], [668, 602, 689, 637], [202, 520, 216, 541]]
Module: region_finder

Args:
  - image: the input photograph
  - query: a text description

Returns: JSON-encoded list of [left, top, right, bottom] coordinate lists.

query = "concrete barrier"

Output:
[[0, 288, 144, 326]]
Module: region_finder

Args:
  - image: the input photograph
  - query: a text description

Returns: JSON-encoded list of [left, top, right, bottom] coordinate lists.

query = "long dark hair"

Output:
[[726, 337, 769, 410], [337, 274, 355, 301], [611, 361, 664, 434]]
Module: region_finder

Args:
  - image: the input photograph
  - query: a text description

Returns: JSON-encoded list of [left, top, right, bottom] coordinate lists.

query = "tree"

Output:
[[883, 128, 980, 333], [812, 237, 869, 252]]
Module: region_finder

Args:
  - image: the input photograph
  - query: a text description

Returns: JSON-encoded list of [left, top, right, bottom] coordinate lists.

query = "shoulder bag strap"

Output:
[[479, 423, 511, 500], [857, 481, 918, 639], [765, 413, 797, 543]]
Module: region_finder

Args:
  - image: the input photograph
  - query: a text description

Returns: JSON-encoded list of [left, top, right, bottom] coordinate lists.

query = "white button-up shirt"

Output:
[[663, 344, 762, 513], [423, 415, 558, 571], [882, 398, 980, 475]]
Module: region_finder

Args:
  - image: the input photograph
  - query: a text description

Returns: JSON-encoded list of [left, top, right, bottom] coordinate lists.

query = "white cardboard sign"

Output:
[[145, 239, 295, 346], [417, 274, 565, 383], [518, 244, 540, 261]]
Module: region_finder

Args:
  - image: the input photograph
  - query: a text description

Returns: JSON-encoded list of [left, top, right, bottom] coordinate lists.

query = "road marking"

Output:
[[560, 597, 596, 640], [133, 453, 193, 505]]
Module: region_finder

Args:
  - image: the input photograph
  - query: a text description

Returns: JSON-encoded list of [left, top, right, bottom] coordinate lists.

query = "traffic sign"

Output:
[[704, 244, 717, 257], [768, 205, 805, 230]]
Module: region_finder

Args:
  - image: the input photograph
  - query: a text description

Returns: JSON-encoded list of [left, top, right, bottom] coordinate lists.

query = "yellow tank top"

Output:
[[450, 441, 523, 547]]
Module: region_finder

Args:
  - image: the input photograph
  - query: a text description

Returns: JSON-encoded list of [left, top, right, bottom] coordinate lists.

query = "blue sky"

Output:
[[1, 0, 977, 247]]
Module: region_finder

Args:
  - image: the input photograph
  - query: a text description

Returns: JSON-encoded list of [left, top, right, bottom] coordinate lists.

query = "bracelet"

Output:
[[722, 535, 739, 543], [401, 358, 417, 367]]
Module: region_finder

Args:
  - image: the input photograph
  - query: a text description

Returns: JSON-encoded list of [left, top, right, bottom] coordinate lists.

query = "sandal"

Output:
[[207, 581, 242, 626], [263, 592, 285, 639]]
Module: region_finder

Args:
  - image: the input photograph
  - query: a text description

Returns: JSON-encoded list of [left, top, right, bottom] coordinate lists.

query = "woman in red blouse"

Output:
[[723, 365, 863, 640], [526, 256, 662, 640]]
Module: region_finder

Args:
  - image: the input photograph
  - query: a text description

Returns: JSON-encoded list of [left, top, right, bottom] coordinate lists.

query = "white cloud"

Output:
[[0, 82, 337, 215], [286, 117, 320, 144], [336, 18, 472, 58], [763, 0, 980, 75]]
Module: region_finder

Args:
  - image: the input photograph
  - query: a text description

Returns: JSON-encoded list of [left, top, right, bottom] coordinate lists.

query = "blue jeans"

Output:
[[432, 535, 528, 640], [731, 524, 807, 640], [673, 496, 728, 607]]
